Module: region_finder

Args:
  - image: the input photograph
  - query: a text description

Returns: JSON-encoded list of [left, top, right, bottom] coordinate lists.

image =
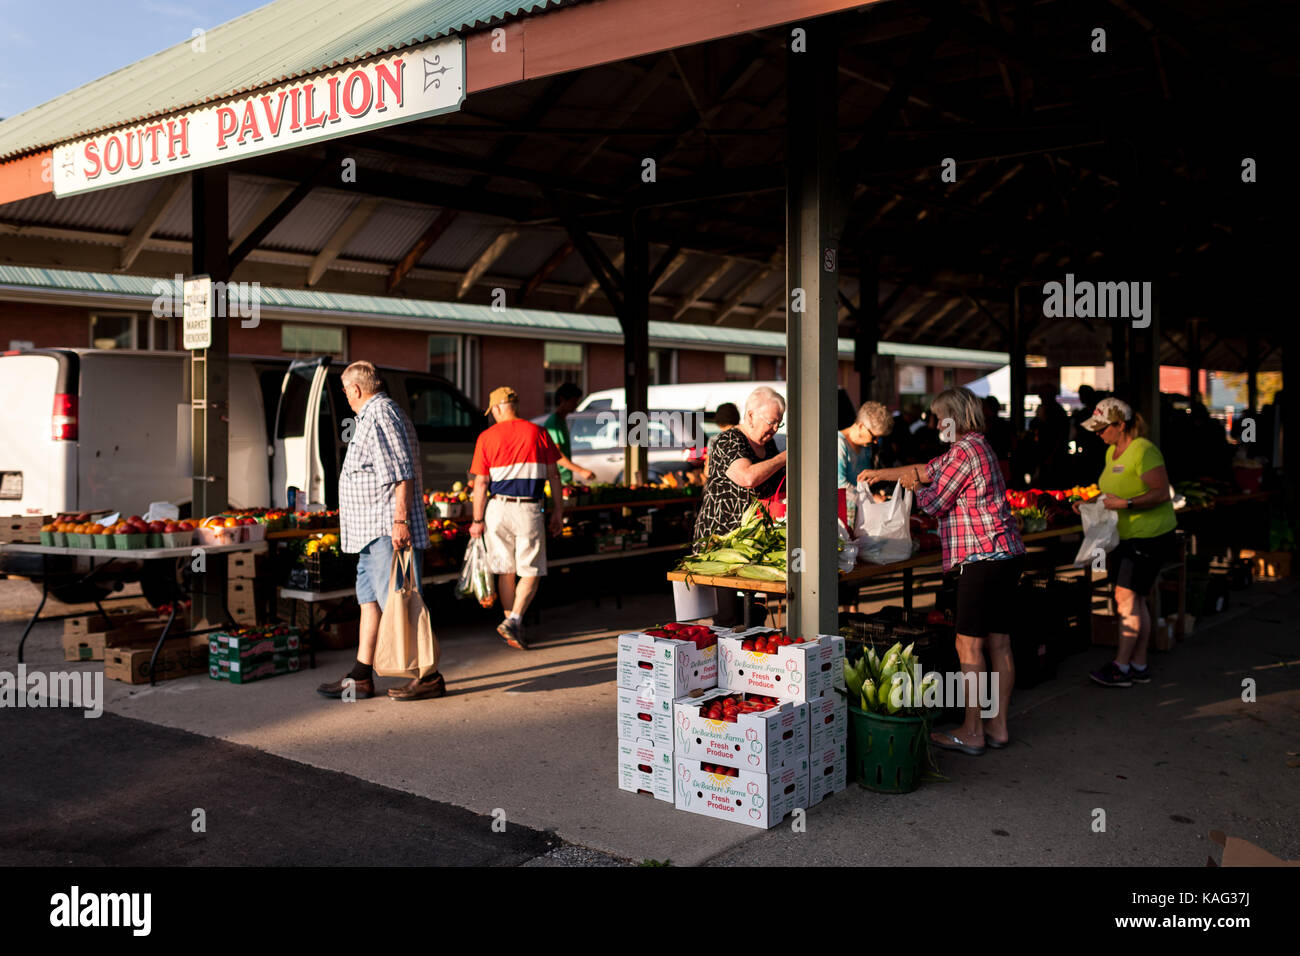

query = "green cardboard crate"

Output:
[[209, 651, 302, 684], [209, 628, 300, 662]]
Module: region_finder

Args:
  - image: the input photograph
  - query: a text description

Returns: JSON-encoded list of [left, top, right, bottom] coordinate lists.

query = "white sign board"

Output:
[[52, 38, 464, 197], [183, 276, 212, 350]]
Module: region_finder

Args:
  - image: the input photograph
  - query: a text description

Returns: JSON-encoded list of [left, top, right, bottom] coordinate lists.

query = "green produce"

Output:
[[843, 658, 864, 698]]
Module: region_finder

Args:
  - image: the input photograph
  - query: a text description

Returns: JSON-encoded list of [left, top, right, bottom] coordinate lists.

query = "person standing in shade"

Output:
[[1075, 398, 1177, 688], [317, 361, 440, 702], [470, 386, 564, 650], [542, 382, 596, 485]]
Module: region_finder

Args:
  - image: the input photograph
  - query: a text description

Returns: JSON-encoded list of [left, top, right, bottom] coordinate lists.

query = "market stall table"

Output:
[[2, 540, 268, 683], [667, 524, 1087, 627]]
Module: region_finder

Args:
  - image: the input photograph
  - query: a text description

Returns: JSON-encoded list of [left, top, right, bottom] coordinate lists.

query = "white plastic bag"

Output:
[[1073, 499, 1119, 567], [456, 537, 498, 608], [836, 519, 858, 572], [854, 481, 913, 564]]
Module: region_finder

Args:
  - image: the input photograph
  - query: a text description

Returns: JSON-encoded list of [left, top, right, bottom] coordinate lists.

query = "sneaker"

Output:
[[1129, 664, 1152, 684], [496, 617, 528, 650], [1089, 662, 1132, 688]]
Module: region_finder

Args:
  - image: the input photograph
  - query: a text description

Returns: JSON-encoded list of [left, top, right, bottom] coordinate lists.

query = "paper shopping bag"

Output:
[[374, 549, 439, 678]]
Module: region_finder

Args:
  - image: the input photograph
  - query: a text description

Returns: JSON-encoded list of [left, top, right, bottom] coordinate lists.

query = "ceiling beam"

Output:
[[387, 209, 459, 293], [228, 158, 335, 270], [516, 237, 573, 305], [649, 246, 688, 292], [673, 258, 733, 320], [307, 197, 381, 287], [911, 297, 966, 340], [714, 251, 781, 325], [118, 176, 186, 270], [457, 228, 519, 299]]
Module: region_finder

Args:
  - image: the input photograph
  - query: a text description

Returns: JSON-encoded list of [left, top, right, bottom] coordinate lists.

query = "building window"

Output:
[[648, 349, 677, 385], [543, 341, 584, 410], [897, 364, 926, 394], [724, 353, 753, 381], [428, 334, 480, 405], [147, 316, 174, 350], [282, 324, 344, 359], [90, 313, 137, 349]]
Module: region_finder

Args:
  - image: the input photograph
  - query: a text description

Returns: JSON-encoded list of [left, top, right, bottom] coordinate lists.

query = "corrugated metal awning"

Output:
[[0, 0, 572, 160]]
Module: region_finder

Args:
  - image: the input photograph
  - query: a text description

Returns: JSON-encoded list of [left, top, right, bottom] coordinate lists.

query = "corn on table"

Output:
[[667, 524, 1086, 629], [1, 540, 268, 684]]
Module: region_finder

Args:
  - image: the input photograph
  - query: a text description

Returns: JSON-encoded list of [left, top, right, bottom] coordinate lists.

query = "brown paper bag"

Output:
[[373, 549, 439, 678]]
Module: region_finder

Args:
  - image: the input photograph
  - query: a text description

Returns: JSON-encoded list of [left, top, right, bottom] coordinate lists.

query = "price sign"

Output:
[[183, 275, 212, 350]]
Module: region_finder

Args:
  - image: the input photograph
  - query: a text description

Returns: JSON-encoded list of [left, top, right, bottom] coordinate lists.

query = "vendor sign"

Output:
[[52, 38, 464, 197]]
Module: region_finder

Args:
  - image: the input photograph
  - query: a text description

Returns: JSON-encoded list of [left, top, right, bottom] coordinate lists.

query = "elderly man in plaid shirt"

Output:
[[317, 361, 442, 702]]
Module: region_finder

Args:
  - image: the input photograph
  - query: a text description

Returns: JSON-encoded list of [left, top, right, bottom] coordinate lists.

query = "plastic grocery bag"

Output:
[[456, 536, 498, 609], [854, 481, 913, 564], [837, 520, 859, 572], [374, 549, 439, 679], [1073, 499, 1119, 567]]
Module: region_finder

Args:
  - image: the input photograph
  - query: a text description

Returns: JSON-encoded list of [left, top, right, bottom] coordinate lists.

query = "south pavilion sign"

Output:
[[52, 37, 464, 197]]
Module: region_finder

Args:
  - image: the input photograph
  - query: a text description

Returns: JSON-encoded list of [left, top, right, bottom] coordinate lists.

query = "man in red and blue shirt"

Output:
[[469, 386, 563, 650]]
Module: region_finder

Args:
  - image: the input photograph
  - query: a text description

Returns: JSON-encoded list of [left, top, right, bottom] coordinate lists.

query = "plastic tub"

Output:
[[39, 531, 55, 546], [115, 533, 148, 549], [847, 705, 930, 794], [162, 531, 194, 549], [93, 534, 112, 550], [147, 533, 164, 549], [197, 525, 238, 547], [243, 523, 266, 542]]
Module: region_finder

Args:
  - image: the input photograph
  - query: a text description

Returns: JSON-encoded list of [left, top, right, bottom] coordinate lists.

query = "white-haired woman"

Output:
[[860, 386, 1025, 755], [693, 386, 788, 625]]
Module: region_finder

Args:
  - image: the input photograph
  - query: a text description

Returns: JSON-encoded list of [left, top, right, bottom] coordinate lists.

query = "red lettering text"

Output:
[[342, 71, 372, 117], [374, 61, 403, 111], [83, 141, 102, 179]]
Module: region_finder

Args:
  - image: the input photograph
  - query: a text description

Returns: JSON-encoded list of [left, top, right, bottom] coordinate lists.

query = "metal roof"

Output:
[[0, 0, 573, 160], [0, 265, 1010, 367]]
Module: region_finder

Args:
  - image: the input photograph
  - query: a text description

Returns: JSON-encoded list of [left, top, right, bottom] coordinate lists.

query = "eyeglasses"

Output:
[[752, 411, 783, 428]]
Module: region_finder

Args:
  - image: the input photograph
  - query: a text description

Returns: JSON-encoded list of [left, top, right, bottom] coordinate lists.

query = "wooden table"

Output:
[[666, 523, 1087, 626]]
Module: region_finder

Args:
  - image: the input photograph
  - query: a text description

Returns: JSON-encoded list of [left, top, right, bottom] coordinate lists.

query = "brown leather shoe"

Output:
[[388, 673, 446, 701], [316, 675, 375, 699]]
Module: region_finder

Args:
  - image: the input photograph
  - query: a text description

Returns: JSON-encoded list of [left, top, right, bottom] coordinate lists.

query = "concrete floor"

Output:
[[1, 573, 1296, 866]]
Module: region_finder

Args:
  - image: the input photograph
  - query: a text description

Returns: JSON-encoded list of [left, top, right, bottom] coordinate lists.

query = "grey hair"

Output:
[[856, 401, 893, 435], [932, 386, 986, 435], [745, 385, 787, 418], [342, 361, 383, 394]]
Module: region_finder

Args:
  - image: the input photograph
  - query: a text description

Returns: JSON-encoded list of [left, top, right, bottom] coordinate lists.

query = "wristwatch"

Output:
[[393, 519, 408, 525], [1125, 498, 1135, 509]]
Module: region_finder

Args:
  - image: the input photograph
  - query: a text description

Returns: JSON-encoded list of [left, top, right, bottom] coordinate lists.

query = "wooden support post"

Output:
[[621, 214, 650, 486], [1009, 284, 1026, 433]]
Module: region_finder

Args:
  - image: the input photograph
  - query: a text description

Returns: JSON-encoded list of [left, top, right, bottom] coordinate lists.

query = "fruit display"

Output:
[[302, 533, 339, 556], [555, 481, 701, 505], [677, 500, 788, 581], [699, 693, 780, 722], [45, 513, 198, 549], [426, 483, 469, 518], [641, 621, 717, 649], [739, 632, 806, 652]]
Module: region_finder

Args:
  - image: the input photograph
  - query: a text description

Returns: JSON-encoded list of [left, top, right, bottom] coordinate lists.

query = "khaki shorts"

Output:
[[485, 497, 547, 577]]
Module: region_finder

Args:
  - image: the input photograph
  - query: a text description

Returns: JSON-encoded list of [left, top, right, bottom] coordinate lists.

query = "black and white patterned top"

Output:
[[693, 427, 784, 548]]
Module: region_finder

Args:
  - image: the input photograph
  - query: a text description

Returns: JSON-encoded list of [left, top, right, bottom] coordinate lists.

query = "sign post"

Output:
[[183, 275, 213, 350]]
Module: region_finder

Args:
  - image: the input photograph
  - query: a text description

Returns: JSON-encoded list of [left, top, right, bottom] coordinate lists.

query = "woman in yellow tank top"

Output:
[[1073, 398, 1177, 688]]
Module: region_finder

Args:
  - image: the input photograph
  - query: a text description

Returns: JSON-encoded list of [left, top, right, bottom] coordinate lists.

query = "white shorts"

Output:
[[485, 497, 547, 577]]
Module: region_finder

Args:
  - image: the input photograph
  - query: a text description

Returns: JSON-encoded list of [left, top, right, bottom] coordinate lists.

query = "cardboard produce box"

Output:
[[227, 550, 267, 579], [209, 651, 302, 684], [62, 606, 152, 639], [104, 634, 209, 684], [616, 736, 674, 803], [0, 515, 51, 543], [209, 627, 300, 662], [673, 757, 809, 829], [805, 691, 848, 751], [717, 631, 845, 703], [616, 629, 718, 697], [615, 684, 673, 749], [807, 738, 849, 806], [674, 689, 809, 772]]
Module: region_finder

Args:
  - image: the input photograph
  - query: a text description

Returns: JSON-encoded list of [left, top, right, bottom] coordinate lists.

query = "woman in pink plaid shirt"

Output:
[[860, 387, 1026, 756]]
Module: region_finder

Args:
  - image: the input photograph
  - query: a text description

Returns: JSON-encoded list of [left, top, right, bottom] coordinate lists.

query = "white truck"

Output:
[[0, 348, 482, 596]]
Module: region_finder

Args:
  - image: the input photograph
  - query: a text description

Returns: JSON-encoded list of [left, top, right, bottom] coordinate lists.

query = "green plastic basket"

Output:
[[848, 705, 930, 794]]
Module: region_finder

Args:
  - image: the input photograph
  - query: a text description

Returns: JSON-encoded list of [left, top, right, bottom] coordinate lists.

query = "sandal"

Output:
[[985, 735, 1009, 749], [931, 730, 986, 756]]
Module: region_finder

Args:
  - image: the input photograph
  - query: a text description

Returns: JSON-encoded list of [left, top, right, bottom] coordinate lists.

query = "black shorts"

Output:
[[954, 555, 1025, 637], [1108, 531, 1177, 595]]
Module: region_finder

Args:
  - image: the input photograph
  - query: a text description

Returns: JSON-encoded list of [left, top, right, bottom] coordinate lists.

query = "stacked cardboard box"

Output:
[[208, 625, 302, 685], [615, 626, 719, 804], [104, 634, 209, 684], [227, 551, 268, 624], [61, 605, 154, 661], [705, 630, 849, 816]]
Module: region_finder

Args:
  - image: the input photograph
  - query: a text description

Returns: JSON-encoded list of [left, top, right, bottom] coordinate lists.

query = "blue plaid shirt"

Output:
[[338, 393, 429, 553]]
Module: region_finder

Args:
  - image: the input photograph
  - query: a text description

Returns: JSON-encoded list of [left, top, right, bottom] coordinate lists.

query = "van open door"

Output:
[[271, 358, 331, 508]]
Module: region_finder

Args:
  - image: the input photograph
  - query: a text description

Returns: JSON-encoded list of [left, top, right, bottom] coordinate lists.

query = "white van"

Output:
[[577, 380, 789, 434], [0, 349, 482, 521]]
